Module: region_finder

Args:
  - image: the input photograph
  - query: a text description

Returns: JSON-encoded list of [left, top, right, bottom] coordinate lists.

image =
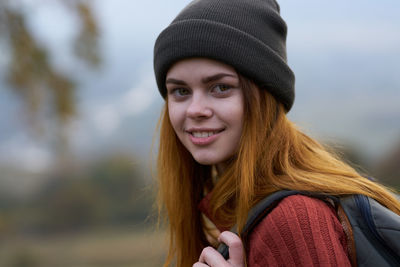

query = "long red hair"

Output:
[[156, 75, 400, 267]]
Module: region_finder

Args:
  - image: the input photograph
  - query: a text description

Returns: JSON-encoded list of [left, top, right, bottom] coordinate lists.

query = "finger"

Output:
[[218, 231, 244, 266], [198, 246, 229, 267]]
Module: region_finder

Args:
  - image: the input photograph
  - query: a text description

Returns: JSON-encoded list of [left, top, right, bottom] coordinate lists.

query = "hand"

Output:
[[193, 231, 244, 267]]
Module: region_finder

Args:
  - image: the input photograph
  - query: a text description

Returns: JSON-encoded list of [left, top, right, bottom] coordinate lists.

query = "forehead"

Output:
[[166, 58, 237, 79]]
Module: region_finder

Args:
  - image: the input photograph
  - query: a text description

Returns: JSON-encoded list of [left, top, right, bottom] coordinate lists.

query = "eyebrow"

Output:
[[165, 73, 237, 85], [202, 73, 237, 84]]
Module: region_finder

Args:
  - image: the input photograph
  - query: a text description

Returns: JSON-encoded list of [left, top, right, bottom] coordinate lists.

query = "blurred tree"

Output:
[[326, 140, 400, 190], [0, 0, 100, 150], [15, 153, 153, 234], [375, 138, 400, 189], [73, 1, 101, 66]]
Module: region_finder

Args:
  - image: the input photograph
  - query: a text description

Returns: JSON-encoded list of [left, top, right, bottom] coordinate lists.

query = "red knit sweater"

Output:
[[199, 195, 351, 266]]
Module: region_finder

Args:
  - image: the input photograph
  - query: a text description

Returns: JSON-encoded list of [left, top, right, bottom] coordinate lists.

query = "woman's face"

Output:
[[166, 58, 244, 172]]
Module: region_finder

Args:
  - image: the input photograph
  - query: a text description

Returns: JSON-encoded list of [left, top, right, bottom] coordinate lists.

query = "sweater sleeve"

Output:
[[247, 195, 351, 267]]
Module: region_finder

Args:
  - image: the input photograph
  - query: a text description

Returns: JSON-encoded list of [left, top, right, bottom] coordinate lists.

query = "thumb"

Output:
[[218, 231, 244, 266]]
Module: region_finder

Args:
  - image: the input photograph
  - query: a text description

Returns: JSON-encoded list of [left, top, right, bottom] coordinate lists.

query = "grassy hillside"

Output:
[[0, 227, 165, 267]]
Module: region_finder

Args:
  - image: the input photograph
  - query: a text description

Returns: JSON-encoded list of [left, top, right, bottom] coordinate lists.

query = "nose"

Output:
[[186, 93, 212, 119]]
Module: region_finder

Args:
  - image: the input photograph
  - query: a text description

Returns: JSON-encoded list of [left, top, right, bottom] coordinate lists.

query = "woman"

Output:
[[153, 0, 400, 266]]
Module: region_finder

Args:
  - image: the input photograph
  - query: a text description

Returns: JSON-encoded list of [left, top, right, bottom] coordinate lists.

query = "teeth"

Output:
[[192, 131, 217, 138]]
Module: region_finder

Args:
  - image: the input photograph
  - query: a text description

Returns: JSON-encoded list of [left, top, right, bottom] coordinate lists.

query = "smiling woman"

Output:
[[152, 0, 400, 267]]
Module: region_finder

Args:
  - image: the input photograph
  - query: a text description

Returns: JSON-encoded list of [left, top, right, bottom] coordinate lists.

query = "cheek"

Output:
[[168, 102, 184, 132], [227, 101, 245, 144], [223, 98, 245, 127]]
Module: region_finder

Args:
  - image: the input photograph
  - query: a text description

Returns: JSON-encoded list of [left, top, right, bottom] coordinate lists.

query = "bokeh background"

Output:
[[0, 0, 399, 266]]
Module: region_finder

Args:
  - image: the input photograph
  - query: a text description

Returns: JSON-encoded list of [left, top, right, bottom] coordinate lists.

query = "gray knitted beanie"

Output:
[[154, 0, 295, 111]]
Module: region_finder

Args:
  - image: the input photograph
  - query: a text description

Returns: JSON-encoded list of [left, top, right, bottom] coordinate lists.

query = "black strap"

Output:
[[217, 190, 336, 259]]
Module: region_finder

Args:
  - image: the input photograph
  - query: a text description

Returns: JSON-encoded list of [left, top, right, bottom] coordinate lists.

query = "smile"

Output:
[[191, 131, 220, 138], [187, 128, 224, 145]]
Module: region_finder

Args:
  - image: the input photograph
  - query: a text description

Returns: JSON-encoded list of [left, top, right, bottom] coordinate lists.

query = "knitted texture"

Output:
[[154, 0, 295, 111], [198, 194, 351, 266], [247, 195, 351, 266]]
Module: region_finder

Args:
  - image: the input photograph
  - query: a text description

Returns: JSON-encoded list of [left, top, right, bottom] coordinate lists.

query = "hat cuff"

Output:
[[154, 19, 295, 111]]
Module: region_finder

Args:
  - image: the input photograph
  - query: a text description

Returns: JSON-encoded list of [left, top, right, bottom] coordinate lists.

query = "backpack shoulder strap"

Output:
[[241, 190, 302, 238], [217, 190, 333, 259]]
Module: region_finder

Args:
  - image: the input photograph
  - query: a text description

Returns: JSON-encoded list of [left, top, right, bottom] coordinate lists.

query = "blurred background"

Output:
[[0, 0, 399, 266]]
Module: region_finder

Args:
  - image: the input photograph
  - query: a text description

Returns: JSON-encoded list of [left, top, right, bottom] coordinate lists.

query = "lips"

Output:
[[187, 128, 224, 145]]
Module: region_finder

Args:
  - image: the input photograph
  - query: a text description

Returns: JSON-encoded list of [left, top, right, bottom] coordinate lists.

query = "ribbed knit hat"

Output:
[[154, 0, 295, 111]]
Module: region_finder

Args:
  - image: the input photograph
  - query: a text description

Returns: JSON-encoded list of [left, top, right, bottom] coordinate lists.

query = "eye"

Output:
[[212, 84, 232, 93], [169, 87, 190, 98], [176, 88, 190, 95]]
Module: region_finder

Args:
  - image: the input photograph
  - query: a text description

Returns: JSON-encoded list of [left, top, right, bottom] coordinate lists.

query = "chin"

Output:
[[193, 157, 216, 166], [191, 154, 219, 166], [192, 153, 231, 167]]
